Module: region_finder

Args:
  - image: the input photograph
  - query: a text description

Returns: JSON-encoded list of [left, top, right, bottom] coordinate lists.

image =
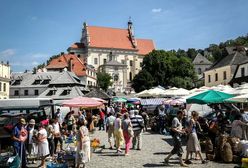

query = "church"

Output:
[[47, 20, 155, 93]]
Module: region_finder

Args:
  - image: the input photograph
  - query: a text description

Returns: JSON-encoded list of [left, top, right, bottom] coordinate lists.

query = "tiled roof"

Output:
[[70, 43, 85, 49], [136, 39, 155, 55], [193, 53, 212, 65], [85, 89, 111, 99], [87, 26, 155, 55], [46, 54, 86, 77]]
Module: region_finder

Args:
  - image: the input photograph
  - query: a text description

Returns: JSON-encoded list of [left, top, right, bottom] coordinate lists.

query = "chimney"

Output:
[[68, 58, 73, 72], [60, 52, 64, 56]]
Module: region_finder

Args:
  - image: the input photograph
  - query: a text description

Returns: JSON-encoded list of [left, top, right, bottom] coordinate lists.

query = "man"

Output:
[[53, 117, 63, 153], [12, 118, 28, 168], [130, 110, 144, 150], [55, 108, 62, 124], [164, 110, 188, 167], [105, 112, 116, 149]]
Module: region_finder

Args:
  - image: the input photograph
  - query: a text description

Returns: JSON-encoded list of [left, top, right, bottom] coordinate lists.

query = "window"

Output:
[[0, 82, 1, 91], [223, 71, 227, 80], [129, 72, 133, 81], [14, 90, 19, 96], [121, 60, 125, 65], [34, 90, 39, 95], [215, 73, 218, 81], [3, 83, 6, 92], [103, 59, 107, 64], [130, 60, 133, 66], [208, 75, 211, 83], [94, 58, 98, 64], [198, 68, 202, 74], [241, 67, 245, 77], [24, 90, 28, 96], [33, 80, 41, 85]]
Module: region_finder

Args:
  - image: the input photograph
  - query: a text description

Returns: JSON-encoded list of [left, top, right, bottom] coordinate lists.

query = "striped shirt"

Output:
[[130, 115, 144, 131]]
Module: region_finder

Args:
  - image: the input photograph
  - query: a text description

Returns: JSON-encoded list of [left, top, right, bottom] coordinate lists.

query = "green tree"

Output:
[[132, 70, 154, 93], [97, 72, 113, 91]]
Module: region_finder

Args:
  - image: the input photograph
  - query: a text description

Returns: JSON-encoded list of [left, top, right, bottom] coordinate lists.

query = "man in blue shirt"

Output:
[[12, 118, 27, 168]]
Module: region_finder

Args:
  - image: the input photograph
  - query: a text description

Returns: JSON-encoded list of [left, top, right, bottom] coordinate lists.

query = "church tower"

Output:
[[128, 18, 137, 48]]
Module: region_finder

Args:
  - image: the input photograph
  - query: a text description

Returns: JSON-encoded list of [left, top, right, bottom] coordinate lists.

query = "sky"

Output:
[[0, 0, 248, 72]]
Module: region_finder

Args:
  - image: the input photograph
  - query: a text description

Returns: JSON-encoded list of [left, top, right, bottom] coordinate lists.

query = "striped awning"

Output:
[[140, 98, 165, 106]]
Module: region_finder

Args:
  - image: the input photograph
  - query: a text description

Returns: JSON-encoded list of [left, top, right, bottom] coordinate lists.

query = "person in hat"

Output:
[[37, 123, 49, 168], [11, 118, 28, 168], [26, 119, 37, 163]]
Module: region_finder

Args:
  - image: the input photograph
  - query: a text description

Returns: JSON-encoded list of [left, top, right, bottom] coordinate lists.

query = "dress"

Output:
[[186, 120, 201, 152], [76, 126, 90, 164], [38, 128, 50, 157]]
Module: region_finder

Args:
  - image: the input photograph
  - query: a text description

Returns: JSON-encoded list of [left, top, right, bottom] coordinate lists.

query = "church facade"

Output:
[[67, 20, 155, 92]]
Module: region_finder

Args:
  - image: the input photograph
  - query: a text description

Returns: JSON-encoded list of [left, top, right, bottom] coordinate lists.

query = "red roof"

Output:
[[46, 54, 86, 76], [70, 43, 85, 49], [136, 39, 155, 55], [88, 26, 136, 50]]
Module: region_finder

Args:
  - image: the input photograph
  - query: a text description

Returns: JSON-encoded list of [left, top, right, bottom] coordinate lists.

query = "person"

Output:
[[65, 111, 76, 132], [185, 111, 206, 164], [53, 117, 63, 153], [47, 119, 55, 160], [37, 123, 50, 168], [114, 113, 124, 153], [106, 112, 116, 149], [55, 108, 63, 125], [12, 118, 28, 168], [86, 110, 93, 131], [231, 114, 248, 139], [121, 104, 128, 114], [141, 109, 149, 132], [130, 110, 144, 150], [26, 119, 37, 164], [78, 111, 86, 124], [98, 109, 105, 131], [164, 111, 188, 167], [241, 109, 248, 140], [122, 113, 133, 156], [76, 120, 90, 168]]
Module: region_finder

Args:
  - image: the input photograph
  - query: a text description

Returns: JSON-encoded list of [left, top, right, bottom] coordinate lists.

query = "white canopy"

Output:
[[186, 104, 212, 117], [164, 87, 189, 97], [135, 89, 151, 97], [228, 94, 248, 103]]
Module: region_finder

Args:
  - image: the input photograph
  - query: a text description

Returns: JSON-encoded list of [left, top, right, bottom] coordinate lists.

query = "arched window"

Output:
[[129, 72, 133, 81], [198, 68, 202, 74]]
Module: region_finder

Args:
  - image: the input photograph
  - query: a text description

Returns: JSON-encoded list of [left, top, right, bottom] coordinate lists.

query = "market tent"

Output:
[[135, 90, 151, 97], [140, 98, 165, 106], [62, 97, 103, 108], [164, 87, 189, 97], [186, 90, 234, 104], [146, 87, 167, 97], [91, 97, 108, 103], [163, 99, 184, 106], [233, 83, 248, 95], [186, 104, 212, 116], [228, 94, 248, 103]]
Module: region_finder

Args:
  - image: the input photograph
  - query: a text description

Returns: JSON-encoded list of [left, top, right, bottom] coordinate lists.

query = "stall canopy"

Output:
[[186, 90, 234, 104], [228, 94, 248, 103], [164, 87, 189, 97], [140, 98, 165, 106], [62, 97, 103, 108], [112, 97, 127, 103]]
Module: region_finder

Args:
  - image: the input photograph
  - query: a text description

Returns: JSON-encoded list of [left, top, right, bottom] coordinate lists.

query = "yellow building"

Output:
[[0, 61, 10, 99], [204, 47, 248, 87]]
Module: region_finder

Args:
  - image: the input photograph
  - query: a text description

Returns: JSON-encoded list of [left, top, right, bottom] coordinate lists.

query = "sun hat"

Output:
[[29, 119, 35, 125], [19, 118, 26, 125]]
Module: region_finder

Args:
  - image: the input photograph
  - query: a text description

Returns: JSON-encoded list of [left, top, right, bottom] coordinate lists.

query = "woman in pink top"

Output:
[[122, 113, 133, 156]]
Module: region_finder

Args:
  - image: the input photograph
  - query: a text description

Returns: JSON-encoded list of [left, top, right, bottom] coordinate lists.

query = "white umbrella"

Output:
[[135, 90, 151, 97], [228, 94, 248, 102], [146, 87, 167, 97], [234, 83, 248, 95], [164, 87, 189, 97]]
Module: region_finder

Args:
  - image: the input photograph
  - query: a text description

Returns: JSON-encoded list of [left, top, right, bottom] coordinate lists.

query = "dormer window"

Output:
[[33, 80, 41, 85], [61, 86, 71, 95]]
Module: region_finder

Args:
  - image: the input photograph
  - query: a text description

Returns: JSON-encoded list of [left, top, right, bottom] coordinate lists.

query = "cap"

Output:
[[29, 119, 35, 125], [19, 118, 26, 125]]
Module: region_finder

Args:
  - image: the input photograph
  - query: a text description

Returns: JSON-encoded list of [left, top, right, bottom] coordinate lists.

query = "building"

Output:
[[67, 20, 155, 92], [192, 53, 212, 78], [0, 61, 10, 99], [46, 53, 96, 87], [204, 47, 248, 87], [10, 71, 88, 102], [229, 60, 248, 86]]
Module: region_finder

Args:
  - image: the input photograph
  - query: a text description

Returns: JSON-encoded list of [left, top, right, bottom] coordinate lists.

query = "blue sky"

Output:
[[0, 0, 248, 72]]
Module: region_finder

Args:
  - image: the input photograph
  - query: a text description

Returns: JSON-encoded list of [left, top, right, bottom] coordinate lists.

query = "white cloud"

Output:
[[152, 8, 162, 13], [31, 53, 49, 59], [0, 49, 15, 57]]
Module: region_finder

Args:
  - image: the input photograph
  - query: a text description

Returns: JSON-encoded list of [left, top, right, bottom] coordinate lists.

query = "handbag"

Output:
[[128, 126, 134, 137]]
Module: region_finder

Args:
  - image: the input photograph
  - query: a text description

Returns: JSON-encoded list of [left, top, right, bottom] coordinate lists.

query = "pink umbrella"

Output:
[[62, 97, 103, 108], [91, 97, 108, 103], [163, 99, 184, 106]]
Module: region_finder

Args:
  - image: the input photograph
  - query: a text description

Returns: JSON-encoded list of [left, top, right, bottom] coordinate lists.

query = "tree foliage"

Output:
[[132, 50, 197, 92], [97, 72, 113, 92]]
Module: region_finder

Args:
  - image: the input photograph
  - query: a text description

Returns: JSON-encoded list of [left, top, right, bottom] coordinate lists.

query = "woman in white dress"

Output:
[[76, 119, 90, 168], [37, 123, 50, 168]]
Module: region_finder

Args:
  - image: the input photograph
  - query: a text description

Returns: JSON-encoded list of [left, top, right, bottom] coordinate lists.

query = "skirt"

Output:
[[186, 132, 201, 152], [38, 140, 50, 157], [76, 141, 91, 164]]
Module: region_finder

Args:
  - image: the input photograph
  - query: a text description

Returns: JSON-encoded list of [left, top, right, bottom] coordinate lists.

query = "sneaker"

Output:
[[180, 163, 189, 167], [185, 160, 192, 164]]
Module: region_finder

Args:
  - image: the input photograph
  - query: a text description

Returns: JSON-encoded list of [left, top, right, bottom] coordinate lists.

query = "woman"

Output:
[[47, 119, 55, 160], [114, 113, 124, 153], [37, 123, 50, 168], [76, 120, 90, 168], [185, 111, 206, 164], [26, 119, 37, 164], [122, 113, 133, 156], [231, 114, 248, 139]]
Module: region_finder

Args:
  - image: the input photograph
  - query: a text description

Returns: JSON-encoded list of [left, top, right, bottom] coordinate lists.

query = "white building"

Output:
[[0, 61, 10, 99]]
